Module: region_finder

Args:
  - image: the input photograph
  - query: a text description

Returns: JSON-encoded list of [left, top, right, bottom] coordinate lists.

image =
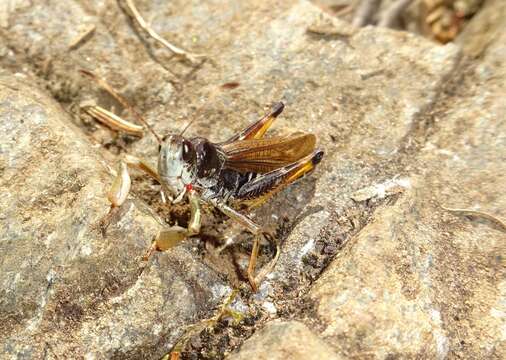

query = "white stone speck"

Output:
[[230, 297, 248, 314], [435, 331, 449, 360], [430, 309, 442, 325], [81, 244, 93, 256], [300, 238, 315, 258], [84, 353, 96, 360], [211, 283, 231, 300], [262, 301, 277, 314], [429, 309, 449, 359], [253, 281, 273, 302], [351, 177, 411, 202]]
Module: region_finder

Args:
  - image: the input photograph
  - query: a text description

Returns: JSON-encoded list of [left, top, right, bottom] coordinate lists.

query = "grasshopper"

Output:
[[82, 71, 323, 291]]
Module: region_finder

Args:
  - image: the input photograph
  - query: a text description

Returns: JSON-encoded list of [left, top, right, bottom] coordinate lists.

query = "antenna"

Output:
[[179, 118, 196, 136], [80, 69, 162, 143], [178, 95, 216, 137]]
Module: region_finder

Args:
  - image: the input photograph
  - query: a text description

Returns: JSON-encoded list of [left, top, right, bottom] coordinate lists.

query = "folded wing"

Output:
[[221, 132, 316, 173]]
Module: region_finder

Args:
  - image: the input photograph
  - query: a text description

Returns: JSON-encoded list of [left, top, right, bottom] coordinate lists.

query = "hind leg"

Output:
[[209, 200, 280, 292]]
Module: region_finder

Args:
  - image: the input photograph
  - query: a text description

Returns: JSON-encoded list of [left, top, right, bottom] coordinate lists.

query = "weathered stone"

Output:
[[310, 178, 503, 358], [456, 0, 506, 57], [227, 320, 341, 360], [0, 0, 460, 288], [307, 0, 506, 358], [0, 0, 504, 359], [0, 75, 229, 359]]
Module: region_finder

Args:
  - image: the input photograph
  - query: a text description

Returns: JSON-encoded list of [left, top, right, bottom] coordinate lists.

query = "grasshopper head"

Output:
[[158, 134, 196, 199]]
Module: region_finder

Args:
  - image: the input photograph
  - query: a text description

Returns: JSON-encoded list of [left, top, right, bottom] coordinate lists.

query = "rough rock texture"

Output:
[[227, 320, 341, 360], [0, 0, 504, 359], [0, 75, 229, 358], [309, 178, 505, 358]]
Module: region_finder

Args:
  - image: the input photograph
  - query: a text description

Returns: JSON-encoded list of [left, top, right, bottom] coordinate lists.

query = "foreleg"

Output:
[[101, 155, 160, 233], [143, 190, 202, 260], [107, 154, 159, 207]]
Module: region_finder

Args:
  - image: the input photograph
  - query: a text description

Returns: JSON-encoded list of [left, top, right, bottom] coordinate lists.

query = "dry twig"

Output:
[[79, 69, 161, 142], [124, 0, 205, 64], [353, 0, 381, 27], [68, 24, 96, 50], [335, 4, 355, 17], [83, 105, 144, 137], [379, 0, 414, 27], [166, 290, 241, 359], [442, 205, 506, 232]]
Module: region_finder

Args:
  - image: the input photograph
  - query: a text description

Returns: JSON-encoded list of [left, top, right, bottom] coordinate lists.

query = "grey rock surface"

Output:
[[227, 320, 341, 360], [307, 0, 506, 358], [0, 76, 229, 358], [0, 0, 504, 359]]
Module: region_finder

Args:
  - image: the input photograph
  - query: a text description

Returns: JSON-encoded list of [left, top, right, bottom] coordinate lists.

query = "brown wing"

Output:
[[235, 150, 324, 208], [221, 132, 316, 173], [222, 102, 284, 144]]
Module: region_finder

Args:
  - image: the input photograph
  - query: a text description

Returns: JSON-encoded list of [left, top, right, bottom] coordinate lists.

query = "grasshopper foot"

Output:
[[246, 231, 279, 292], [142, 226, 189, 261]]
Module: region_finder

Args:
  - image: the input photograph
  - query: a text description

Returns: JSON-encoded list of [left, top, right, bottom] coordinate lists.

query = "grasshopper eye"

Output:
[[182, 140, 194, 162]]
